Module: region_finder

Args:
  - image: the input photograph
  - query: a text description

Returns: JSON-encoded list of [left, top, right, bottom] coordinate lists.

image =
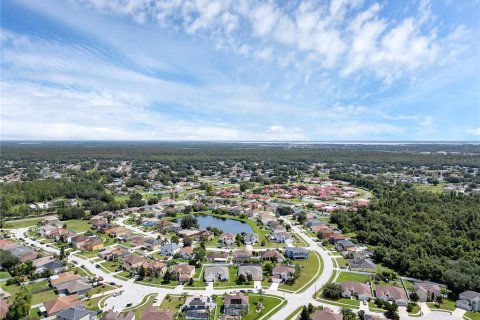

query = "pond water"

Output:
[[177, 215, 253, 234]]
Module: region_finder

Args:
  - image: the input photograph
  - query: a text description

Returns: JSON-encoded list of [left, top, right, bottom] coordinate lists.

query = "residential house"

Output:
[[233, 249, 253, 263], [183, 295, 212, 320], [41, 294, 83, 316], [39, 260, 66, 274], [121, 254, 145, 271], [106, 226, 129, 237], [40, 224, 58, 237], [340, 282, 371, 301], [71, 235, 88, 250], [101, 310, 135, 320], [56, 306, 97, 320], [335, 240, 356, 252], [284, 247, 308, 260], [206, 251, 229, 263], [272, 231, 293, 244], [223, 293, 249, 316], [272, 265, 296, 283], [143, 218, 160, 227], [84, 238, 104, 251], [0, 287, 11, 301], [160, 243, 181, 256], [194, 231, 214, 242], [145, 238, 163, 251], [238, 264, 263, 281], [456, 291, 480, 311], [179, 246, 195, 259], [140, 307, 173, 320], [375, 285, 408, 306], [220, 233, 236, 247], [89, 216, 107, 229], [54, 279, 91, 296], [259, 249, 285, 262], [204, 266, 229, 282], [312, 307, 342, 320], [172, 264, 196, 282], [349, 258, 376, 272], [412, 282, 441, 302], [50, 272, 81, 287], [143, 261, 168, 276], [243, 233, 258, 245]]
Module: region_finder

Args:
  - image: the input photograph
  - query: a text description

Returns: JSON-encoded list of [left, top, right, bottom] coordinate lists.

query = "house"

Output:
[[145, 238, 163, 251], [41, 294, 83, 316], [456, 291, 480, 311], [143, 261, 168, 276], [259, 249, 285, 262], [179, 246, 195, 259], [340, 282, 371, 301], [56, 306, 97, 320], [71, 235, 88, 250], [335, 240, 356, 252], [89, 216, 107, 229], [172, 264, 196, 282], [238, 264, 263, 281], [233, 249, 253, 263], [101, 310, 135, 320], [348, 258, 376, 272], [272, 265, 296, 282], [412, 282, 441, 302], [121, 254, 145, 271], [106, 226, 129, 237], [195, 230, 214, 242], [160, 243, 181, 256], [375, 285, 408, 306], [98, 247, 128, 261], [223, 293, 249, 316], [84, 238, 104, 251], [220, 233, 236, 247], [140, 306, 173, 320], [49, 272, 82, 287], [55, 279, 91, 296], [206, 251, 229, 263], [204, 266, 229, 282], [178, 229, 202, 239], [39, 260, 66, 274], [312, 307, 342, 320], [243, 233, 258, 245], [143, 218, 160, 227], [284, 247, 308, 260], [40, 224, 58, 236], [183, 295, 211, 320]]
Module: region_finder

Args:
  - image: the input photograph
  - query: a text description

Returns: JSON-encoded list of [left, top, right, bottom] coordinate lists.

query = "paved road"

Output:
[[6, 222, 466, 320]]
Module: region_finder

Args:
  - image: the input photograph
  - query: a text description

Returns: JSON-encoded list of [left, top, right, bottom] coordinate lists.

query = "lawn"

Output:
[[408, 303, 421, 315], [335, 257, 348, 267], [213, 266, 254, 288], [427, 299, 457, 311], [279, 251, 322, 292], [85, 293, 114, 311], [1, 280, 50, 296], [0, 271, 11, 279], [89, 284, 117, 296], [4, 217, 45, 229], [159, 295, 184, 312], [62, 219, 92, 232], [31, 289, 57, 305], [464, 312, 480, 320], [137, 277, 176, 288], [78, 250, 100, 258], [100, 260, 122, 273], [127, 294, 157, 319], [368, 302, 385, 312], [318, 297, 360, 308], [336, 271, 370, 283], [414, 183, 445, 194]]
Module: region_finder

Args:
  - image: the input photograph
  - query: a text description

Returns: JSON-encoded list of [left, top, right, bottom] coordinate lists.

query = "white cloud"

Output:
[[467, 128, 480, 136]]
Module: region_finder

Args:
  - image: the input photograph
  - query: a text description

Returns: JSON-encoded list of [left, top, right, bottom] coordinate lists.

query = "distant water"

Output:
[[177, 215, 253, 234]]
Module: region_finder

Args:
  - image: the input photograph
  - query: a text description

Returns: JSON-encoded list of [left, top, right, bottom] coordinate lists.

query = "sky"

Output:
[[1, 0, 479, 141]]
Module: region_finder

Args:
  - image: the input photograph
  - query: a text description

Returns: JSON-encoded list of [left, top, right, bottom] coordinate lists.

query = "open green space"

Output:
[[336, 271, 370, 283], [427, 299, 457, 311], [464, 312, 480, 320], [62, 219, 91, 232], [4, 217, 45, 229], [318, 297, 360, 308], [31, 289, 57, 305], [159, 295, 184, 313]]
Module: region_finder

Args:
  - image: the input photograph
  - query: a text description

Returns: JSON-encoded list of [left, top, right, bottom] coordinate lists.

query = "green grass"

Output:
[[0, 271, 11, 279], [285, 306, 304, 320], [368, 302, 385, 312], [85, 294, 113, 311], [335, 257, 348, 267], [4, 217, 44, 228], [464, 312, 480, 320], [29, 307, 41, 318], [1, 280, 50, 296], [159, 295, 184, 312], [215, 294, 285, 320], [413, 183, 445, 194], [318, 297, 360, 308], [213, 266, 254, 288], [100, 261, 121, 273], [408, 303, 421, 315], [89, 284, 117, 296], [279, 251, 322, 292], [427, 299, 456, 311], [127, 294, 157, 319], [336, 271, 370, 283], [31, 289, 57, 305], [62, 219, 92, 232], [137, 277, 176, 288]]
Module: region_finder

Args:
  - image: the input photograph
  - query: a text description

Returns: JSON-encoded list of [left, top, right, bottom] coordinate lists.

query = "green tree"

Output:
[[322, 283, 342, 300], [6, 287, 31, 320], [300, 306, 310, 320]]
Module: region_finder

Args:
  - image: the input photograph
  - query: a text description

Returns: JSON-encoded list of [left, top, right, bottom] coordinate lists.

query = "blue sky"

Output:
[[1, 0, 479, 141]]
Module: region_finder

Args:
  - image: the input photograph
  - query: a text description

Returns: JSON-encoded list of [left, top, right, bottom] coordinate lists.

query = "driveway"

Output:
[[269, 283, 280, 291]]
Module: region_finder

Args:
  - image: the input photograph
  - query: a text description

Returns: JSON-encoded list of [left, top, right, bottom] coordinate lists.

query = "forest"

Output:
[[330, 174, 480, 296]]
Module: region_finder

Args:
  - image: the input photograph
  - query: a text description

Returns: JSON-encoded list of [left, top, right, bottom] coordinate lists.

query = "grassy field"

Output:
[[62, 219, 92, 232], [31, 289, 57, 305], [413, 183, 445, 194], [464, 312, 480, 320], [159, 295, 184, 312], [0, 271, 11, 279], [427, 299, 457, 311], [1, 280, 50, 296], [4, 217, 44, 228], [336, 272, 370, 283], [318, 297, 360, 308], [279, 251, 322, 292]]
